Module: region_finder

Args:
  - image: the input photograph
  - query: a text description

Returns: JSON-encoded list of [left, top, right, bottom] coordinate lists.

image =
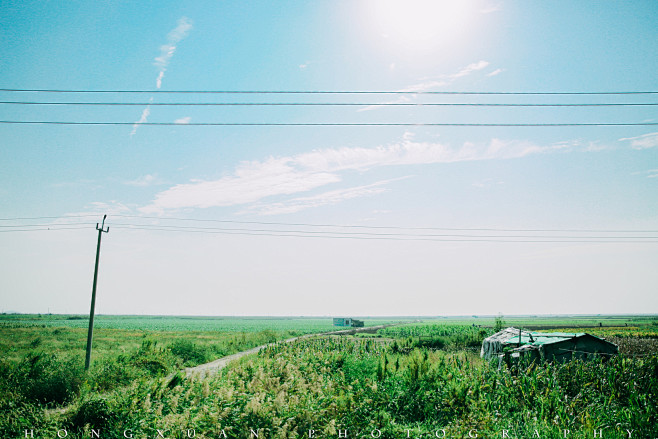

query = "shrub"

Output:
[[169, 340, 211, 366], [0, 386, 47, 439], [416, 336, 446, 350], [13, 352, 83, 405], [70, 397, 116, 430], [88, 357, 142, 392], [126, 338, 179, 376]]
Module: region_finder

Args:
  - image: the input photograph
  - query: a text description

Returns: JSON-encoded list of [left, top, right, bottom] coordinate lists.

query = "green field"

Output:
[[0, 315, 401, 364], [0, 314, 403, 332], [1, 314, 657, 438], [411, 314, 657, 328], [3, 313, 653, 332]]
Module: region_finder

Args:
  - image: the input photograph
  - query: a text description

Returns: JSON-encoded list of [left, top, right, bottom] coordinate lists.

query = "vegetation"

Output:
[[1, 325, 292, 365], [0, 315, 656, 438], [0, 314, 400, 332]]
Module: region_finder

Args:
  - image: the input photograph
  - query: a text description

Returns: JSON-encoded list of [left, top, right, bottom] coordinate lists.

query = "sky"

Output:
[[0, 0, 657, 316]]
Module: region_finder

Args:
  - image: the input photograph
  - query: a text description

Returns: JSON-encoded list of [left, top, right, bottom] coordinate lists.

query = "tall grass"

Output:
[[2, 323, 656, 438], [15, 337, 651, 439]]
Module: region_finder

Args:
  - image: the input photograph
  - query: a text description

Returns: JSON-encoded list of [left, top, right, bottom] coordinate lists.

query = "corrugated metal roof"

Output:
[[484, 327, 533, 343], [485, 327, 586, 346], [511, 334, 580, 346], [481, 327, 617, 361]]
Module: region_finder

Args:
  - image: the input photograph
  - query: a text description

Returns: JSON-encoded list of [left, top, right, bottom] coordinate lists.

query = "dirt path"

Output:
[[183, 323, 401, 377]]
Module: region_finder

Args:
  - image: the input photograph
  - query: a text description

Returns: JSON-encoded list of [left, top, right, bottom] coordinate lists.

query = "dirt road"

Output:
[[183, 323, 400, 377]]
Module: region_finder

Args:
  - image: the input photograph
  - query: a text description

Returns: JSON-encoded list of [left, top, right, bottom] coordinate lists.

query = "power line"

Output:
[[2, 88, 658, 95], [110, 225, 658, 243], [115, 215, 658, 234], [3, 88, 654, 126], [105, 222, 658, 239], [0, 215, 100, 221], [2, 100, 657, 107], [0, 222, 97, 228], [2, 121, 656, 127], [2, 222, 655, 243], [3, 214, 658, 234], [0, 226, 91, 232]]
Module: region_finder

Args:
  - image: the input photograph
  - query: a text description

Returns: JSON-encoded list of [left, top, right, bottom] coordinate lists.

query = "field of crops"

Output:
[[1, 315, 657, 438], [0, 314, 403, 332], [3, 313, 653, 332], [410, 315, 657, 329], [0, 314, 403, 365]]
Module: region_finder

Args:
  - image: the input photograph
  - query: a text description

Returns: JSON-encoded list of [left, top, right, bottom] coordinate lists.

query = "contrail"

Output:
[[132, 17, 192, 136]]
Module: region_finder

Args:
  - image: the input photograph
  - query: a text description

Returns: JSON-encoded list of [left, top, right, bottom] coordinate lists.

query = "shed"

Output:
[[333, 318, 364, 328], [481, 327, 618, 362]]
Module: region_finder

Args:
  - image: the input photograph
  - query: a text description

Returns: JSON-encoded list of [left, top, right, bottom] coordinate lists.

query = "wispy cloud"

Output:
[[174, 116, 191, 124], [407, 60, 490, 91], [360, 60, 491, 111], [140, 159, 341, 214], [632, 169, 658, 179], [619, 132, 658, 150], [125, 174, 161, 187], [51, 179, 98, 189], [87, 201, 134, 215], [480, 3, 502, 14], [584, 141, 614, 152], [132, 17, 192, 136], [410, 61, 490, 90], [241, 179, 405, 216], [487, 68, 504, 77], [472, 178, 504, 188], [131, 100, 152, 136], [449, 60, 490, 79], [139, 136, 565, 215], [64, 201, 135, 221], [154, 17, 193, 89]]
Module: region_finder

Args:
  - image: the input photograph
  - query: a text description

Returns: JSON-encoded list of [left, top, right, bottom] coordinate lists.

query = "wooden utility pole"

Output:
[[85, 215, 109, 370]]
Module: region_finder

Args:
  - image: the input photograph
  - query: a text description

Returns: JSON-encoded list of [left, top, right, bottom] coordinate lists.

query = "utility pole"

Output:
[[85, 215, 109, 370]]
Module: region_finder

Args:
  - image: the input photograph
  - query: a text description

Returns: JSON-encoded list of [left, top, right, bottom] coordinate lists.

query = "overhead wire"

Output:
[[2, 88, 658, 95], [105, 222, 658, 239], [3, 214, 658, 234], [102, 223, 658, 239], [0, 215, 101, 221], [1, 216, 656, 242], [11, 225, 657, 243], [2, 88, 655, 126], [0, 222, 97, 227], [1, 101, 657, 107], [109, 225, 658, 243], [113, 214, 658, 234], [2, 121, 656, 127], [0, 88, 655, 238], [0, 226, 91, 233]]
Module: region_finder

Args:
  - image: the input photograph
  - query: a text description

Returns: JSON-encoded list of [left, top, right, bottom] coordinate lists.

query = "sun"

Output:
[[362, 0, 475, 52]]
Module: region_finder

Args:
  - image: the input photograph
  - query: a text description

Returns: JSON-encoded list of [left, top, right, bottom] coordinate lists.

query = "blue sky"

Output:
[[0, 0, 656, 316]]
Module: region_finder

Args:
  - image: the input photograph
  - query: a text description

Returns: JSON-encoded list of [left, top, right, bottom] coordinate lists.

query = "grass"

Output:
[[0, 314, 656, 438], [0, 325, 282, 364], [0, 314, 404, 364], [35, 334, 657, 438]]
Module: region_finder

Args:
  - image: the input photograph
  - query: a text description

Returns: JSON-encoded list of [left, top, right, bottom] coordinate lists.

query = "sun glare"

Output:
[[363, 0, 474, 52]]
